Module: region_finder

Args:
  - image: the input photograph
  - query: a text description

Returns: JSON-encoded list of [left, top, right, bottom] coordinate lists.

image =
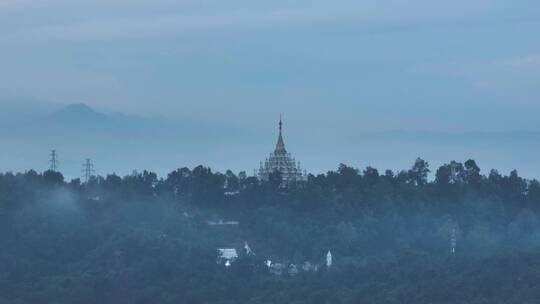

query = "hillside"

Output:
[[1, 161, 540, 303]]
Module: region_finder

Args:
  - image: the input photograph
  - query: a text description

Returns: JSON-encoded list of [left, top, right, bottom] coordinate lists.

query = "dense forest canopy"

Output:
[[1, 158, 540, 303]]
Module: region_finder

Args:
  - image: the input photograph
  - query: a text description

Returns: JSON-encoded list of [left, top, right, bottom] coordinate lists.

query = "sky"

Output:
[[0, 0, 539, 178]]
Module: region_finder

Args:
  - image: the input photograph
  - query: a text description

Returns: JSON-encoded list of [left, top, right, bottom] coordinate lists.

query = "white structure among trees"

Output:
[[217, 248, 238, 267], [326, 251, 332, 268], [256, 117, 307, 185]]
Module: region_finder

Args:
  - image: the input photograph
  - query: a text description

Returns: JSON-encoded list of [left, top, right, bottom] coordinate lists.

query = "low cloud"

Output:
[[507, 55, 540, 68], [412, 54, 540, 106], [0, 0, 517, 42]]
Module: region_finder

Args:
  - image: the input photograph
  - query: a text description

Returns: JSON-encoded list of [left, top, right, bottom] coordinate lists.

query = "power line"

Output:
[[49, 150, 59, 172], [82, 158, 95, 184]]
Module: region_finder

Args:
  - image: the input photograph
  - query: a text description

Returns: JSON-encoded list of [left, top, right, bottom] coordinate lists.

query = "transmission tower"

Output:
[[451, 227, 457, 255], [82, 158, 95, 184], [49, 150, 59, 172]]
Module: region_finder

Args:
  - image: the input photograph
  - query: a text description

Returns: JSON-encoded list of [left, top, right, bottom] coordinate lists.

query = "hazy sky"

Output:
[[1, 0, 539, 132], [1, 0, 540, 179]]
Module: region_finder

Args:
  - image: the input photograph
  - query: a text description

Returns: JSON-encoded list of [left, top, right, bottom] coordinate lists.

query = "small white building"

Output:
[[207, 220, 240, 226], [326, 251, 332, 268], [266, 261, 287, 275], [288, 264, 300, 276], [217, 248, 238, 267], [302, 261, 319, 272]]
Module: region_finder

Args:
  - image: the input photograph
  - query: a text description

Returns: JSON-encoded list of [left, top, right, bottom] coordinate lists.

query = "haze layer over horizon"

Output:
[[0, 0, 539, 178]]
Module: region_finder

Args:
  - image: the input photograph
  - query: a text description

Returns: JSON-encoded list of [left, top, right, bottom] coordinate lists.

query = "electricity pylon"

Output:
[[82, 158, 95, 184], [49, 150, 59, 172]]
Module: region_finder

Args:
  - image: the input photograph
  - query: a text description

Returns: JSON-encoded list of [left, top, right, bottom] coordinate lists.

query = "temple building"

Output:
[[256, 117, 307, 184]]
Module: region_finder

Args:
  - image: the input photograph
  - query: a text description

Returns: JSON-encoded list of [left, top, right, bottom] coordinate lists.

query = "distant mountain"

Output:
[[2, 102, 256, 142], [26, 103, 167, 138], [45, 103, 109, 124]]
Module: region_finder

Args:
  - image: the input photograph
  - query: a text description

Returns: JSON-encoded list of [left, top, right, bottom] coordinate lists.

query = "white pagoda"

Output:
[[326, 251, 332, 268], [256, 117, 307, 185]]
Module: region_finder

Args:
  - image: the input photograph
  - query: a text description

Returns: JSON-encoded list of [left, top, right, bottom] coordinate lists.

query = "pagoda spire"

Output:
[[255, 116, 307, 184], [275, 114, 286, 153]]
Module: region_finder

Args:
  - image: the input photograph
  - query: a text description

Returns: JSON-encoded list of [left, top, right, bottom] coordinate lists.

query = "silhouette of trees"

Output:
[[0, 158, 540, 303]]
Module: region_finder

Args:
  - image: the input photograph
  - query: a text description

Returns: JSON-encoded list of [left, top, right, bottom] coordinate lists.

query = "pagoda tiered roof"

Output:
[[256, 117, 307, 185]]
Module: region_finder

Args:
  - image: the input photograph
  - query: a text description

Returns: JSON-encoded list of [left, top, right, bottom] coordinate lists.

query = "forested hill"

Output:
[[1, 158, 540, 303]]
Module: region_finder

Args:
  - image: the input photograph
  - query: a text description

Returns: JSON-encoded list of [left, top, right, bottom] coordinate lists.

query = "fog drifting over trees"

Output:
[[1, 159, 540, 303]]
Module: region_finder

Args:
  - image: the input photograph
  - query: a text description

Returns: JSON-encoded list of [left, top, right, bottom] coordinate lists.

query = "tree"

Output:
[[268, 170, 283, 190], [527, 180, 540, 210], [225, 170, 240, 193], [190, 165, 225, 205], [363, 167, 380, 186], [408, 158, 430, 186], [166, 167, 192, 198], [104, 174, 122, 191], [335, 164, 360, 190], [238, 171, 247, 189], [435, 164, 452, 185], [488, 169, 502, 185], [448, 161, 465, 184], [464, 159, 481, 186], [43, 169, 64, 185]]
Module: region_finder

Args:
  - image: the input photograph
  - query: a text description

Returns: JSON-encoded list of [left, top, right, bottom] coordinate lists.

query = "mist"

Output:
[[2, 161, 540, 303], [0, 102, 539, 181], [1, 0, 540, 302]]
